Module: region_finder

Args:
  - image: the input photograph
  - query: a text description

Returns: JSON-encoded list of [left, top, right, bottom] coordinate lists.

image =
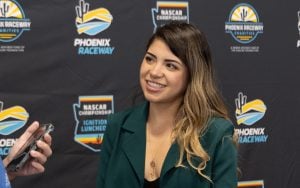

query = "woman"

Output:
[[97, 21, 237, 188], [1, 121, 52, 188]]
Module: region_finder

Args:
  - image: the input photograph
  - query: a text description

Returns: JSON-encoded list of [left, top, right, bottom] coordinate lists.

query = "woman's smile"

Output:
[[146, 80, 166, 91]]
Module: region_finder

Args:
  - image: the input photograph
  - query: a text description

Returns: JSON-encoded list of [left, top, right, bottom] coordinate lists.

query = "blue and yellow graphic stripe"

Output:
[[0, 106, 29, 135]]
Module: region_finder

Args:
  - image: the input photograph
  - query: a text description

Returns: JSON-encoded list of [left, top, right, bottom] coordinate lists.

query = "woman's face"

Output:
[[140, 38, 188, 105]]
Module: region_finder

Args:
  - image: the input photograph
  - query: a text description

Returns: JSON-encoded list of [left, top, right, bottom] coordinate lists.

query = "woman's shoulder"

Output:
[[103, 102, 147, 138], [207, 117, 234, 132], [107, 102, 147, 124], [202, 117, 235, 144]]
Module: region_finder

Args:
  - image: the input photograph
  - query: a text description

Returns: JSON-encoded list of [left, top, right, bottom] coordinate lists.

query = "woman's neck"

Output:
[[147, 101, 181, 134]]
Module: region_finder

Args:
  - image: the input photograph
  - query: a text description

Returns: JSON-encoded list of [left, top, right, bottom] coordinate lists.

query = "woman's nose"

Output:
[[149, 62, 163, 78]]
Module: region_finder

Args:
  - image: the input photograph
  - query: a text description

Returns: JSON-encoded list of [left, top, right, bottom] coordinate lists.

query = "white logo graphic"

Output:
[[297, 11, 300, 48]]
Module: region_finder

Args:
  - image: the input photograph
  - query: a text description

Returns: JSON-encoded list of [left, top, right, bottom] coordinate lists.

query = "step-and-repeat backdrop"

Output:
[[0, 0, 299, 187]]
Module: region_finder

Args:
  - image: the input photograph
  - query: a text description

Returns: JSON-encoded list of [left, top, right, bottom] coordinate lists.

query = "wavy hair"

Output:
[[146, 21, 231, 181]]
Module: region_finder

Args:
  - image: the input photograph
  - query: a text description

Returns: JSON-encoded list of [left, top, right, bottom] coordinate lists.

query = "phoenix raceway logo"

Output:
[[0, 0, 31, 42], [234, 92, 268, 144], [73, 96, 114, 152], [235, 92, 266, 126], [297, 10, 300, 48], [0, 101, 29, 156], [238, 180, 264, 188], [225, 3, 263, 44], [73, 0, 115, 55], [152, 1, 189, 31]]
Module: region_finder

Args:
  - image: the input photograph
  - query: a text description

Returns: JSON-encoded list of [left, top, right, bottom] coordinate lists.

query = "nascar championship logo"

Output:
[[234, 92, 268, 144], [225, 3, 263, 44], [152, 1, 189, 31], [73, 96, 114, 152], [0, 0, 31, 42]]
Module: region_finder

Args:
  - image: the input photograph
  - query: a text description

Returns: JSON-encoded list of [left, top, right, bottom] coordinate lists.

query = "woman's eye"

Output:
[[145, 56, 154, 63], [166, 63, 177, 70]]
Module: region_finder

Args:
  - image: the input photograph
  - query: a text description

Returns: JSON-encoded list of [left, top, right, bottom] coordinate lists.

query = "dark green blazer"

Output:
[[97, 102, 237, 188]]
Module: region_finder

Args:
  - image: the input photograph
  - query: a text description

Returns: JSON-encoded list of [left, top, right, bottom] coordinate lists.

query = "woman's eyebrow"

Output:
[[146, 52, 182, 65], [145, 52, 156, 58]]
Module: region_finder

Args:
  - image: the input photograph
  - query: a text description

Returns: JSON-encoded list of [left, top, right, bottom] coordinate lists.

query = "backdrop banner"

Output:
[[0, 0, 299, 187]]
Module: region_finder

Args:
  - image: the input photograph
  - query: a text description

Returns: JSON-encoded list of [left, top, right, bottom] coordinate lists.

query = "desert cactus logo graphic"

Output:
[[0, 0, 31, 42], [235, 92, 267, 126], [0, 101, 29, 135], [75, 0, 113, 36], [0, 2, 9, 17], [225, 3, 263, 44], [240, 8, 248, 22]]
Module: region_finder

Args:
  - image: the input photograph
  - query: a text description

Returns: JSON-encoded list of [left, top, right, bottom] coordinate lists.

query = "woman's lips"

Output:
[[146, 80, 166, 92]]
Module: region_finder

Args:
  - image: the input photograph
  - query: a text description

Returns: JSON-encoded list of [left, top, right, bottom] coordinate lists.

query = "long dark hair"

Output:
[[146, 21, 231, 180]]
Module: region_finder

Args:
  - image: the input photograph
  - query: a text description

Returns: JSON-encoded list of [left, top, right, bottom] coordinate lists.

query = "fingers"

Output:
[[30, 138, 52, 163], [18, 121, 40, 143], [30, 149, 48, 164], [37, 137, 53, 157], [30, 160, 45, 173], [6, 121, 41, 163], [43, 133, 52, 147], [7, 122, 53, 177], [30, 132, 53, 164]]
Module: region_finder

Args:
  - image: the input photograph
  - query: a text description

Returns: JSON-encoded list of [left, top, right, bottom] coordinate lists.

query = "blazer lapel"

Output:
[[121, 103, 148, 186], [161, 141, 188, 178], [119, 102, 188, 184], [160, 141, 179, 177]]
